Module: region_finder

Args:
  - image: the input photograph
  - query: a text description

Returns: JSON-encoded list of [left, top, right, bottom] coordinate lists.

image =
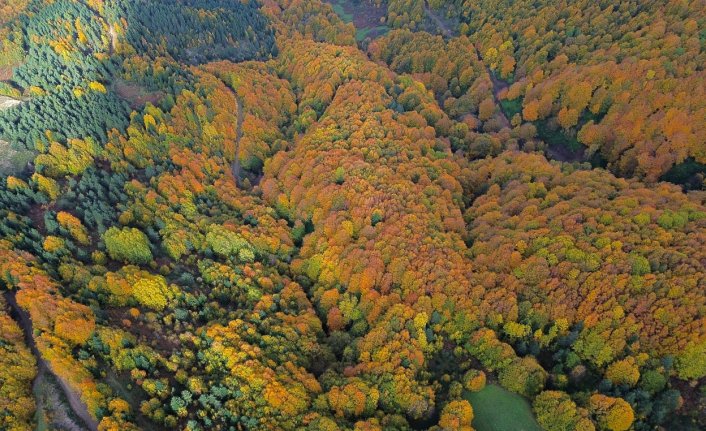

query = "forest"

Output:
[[0, 0, 704, 430]]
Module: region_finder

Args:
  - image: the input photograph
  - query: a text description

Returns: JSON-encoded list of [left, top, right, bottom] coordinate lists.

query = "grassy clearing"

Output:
[[500, 98, 522, 119], [327, 0, 388, 42], [661, 158, 706, 190], [330, 0, 353, 22], [536, 119, 582, 153], [356, 25, 388, 42], [464, 385, 541, 431], [0, 139, 33, 176]]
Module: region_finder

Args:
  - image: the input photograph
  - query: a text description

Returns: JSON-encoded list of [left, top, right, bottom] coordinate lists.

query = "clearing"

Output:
[[464, 385, 541, 431], [0, 67, 13, 81], [113, 79, 163, 109], [0, 139, 33, 176], [0, 96, 33, 175], [327, 0, 388, 42], [0, 94, 22, 110]]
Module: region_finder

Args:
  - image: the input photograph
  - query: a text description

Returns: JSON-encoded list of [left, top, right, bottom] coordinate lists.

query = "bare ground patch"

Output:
[[113, 79, 164, 109], [0, 66, 13, 81], [0, 95, 22, 110]]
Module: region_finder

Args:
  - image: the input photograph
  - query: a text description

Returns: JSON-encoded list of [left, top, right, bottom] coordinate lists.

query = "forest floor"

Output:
[[545, 140, 586, 163], [4, 291, 98, 431], [0, 93, 32, 176], [488, 74, 511, 129], [102, 368, 157, 431], [0, 67, 12, 81]]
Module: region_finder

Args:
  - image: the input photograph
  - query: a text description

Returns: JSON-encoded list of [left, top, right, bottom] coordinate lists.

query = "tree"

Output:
[[57, 211, 90, 245], [327, 379, 380, 418], [205, 225, 254, 261], [132, 274, 170, 311], [498, 357, 547, 397], [523, 100, 539, 122], [589, 394, 634, 431], [439, 400, 474, 430], [557, 107, 579, 129], [478, 97, 496, 122], [675, 340, 706, 380], [462, 369, 486, 392], [534, 391, 595, 431], [0, 301, 37, 431], [103, 227, 152, 264], [605, 357, 640, 387]]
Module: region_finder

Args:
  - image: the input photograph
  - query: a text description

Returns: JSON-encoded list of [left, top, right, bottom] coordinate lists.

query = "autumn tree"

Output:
[[103, 227, 152, 264]]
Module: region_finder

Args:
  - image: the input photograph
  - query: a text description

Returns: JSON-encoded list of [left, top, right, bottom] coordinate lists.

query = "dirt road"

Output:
[[424, 1, 454, 38], [4, 291, 98, 431], [231, 96, 245, 184], [471, 45, 511, 129]]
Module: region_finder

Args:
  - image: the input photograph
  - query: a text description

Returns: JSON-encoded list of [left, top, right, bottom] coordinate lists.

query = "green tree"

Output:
[[498, 356, 547, 397], [103, 227, 152, 264], [675, 341, 706, 380], [534, 391, 595, 431]]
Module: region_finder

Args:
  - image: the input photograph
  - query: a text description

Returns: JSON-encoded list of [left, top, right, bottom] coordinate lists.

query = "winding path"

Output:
[[109, 25, 117, 55], [3, 7, 119, 429], [424, 0, 454, 38], [4, 291, 98, 431], [475, 44, 511, 129], [231, 96, 245, 184], [424, 1, 511, 129]]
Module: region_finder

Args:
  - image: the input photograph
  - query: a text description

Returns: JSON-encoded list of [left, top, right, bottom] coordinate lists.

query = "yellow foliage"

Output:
[[0, 301, 37, 431], [35, 138, 100, 177], [76, 18, 88, 44], [32, 173, 60, 200], [143, 113, 157, 129], [605, 357, 640, 386], [132, 274, 171, 311], [6, 176, 28, 190], [89, 81, 107, 93], [28, 86, 45, 96], [43, 236, 65, 253], [57, 211, 90, 245], [108, 398, 130, 415], [463, 369, 486, 392], [439, 400, 474, 430], [503, 321, 531, 339], [589, 394, 634, 431]]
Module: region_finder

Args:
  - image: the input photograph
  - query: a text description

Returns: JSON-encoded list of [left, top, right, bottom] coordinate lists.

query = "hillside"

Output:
[[0, 0, 704, 430]]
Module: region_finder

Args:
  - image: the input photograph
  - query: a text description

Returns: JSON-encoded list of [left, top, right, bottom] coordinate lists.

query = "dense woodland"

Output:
[[0, 0, 704, 430], [433, 0, 706, 183]]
